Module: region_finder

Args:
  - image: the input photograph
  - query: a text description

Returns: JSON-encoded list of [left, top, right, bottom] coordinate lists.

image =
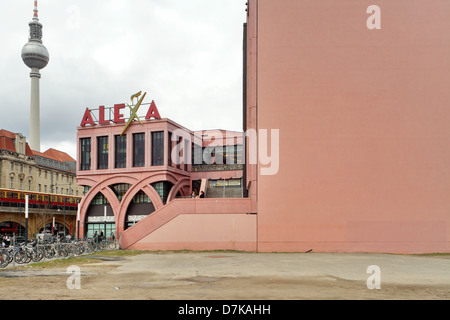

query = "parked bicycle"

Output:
[[0, 237, 120, 268]]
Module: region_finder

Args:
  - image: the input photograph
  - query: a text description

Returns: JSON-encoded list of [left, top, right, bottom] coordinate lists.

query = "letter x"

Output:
[[121, 92, 147, 136]]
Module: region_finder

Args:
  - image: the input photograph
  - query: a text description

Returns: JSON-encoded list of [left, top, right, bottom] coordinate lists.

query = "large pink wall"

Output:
[[250, 0, 450, 253]]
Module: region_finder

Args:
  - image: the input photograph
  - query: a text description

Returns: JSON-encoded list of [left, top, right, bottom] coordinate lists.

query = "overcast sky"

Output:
[[1, 0, 246, 159]]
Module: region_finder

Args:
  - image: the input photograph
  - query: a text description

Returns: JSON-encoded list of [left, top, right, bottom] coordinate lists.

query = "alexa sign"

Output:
[[80, 91, 161, 135]]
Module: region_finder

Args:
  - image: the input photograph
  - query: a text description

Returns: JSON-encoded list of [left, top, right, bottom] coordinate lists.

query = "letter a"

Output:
[[367, 5, 381, 30], [367, 265, 381, 290], [80, 108, 95, 127], [145, 101, 161, 120]]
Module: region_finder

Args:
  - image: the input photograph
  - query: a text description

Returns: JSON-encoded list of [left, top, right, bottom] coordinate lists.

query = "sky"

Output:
[[1, 0, 247, 159]]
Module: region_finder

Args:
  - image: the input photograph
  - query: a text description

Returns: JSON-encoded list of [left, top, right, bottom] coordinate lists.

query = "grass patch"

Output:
[[15, 257, 104, 270], [86, 250, 153, 257]]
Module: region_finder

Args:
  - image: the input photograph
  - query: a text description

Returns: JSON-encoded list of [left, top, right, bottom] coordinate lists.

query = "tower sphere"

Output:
[[22, 39, 49, 70]]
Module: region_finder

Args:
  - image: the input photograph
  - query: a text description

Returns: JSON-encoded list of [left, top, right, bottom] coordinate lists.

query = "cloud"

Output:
[[1, 0, 246, 159]]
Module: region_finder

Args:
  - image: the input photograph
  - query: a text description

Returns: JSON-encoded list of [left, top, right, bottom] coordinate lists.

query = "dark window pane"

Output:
[[152, 131, 164, 166], [97, 136, 109, 170], [133, 133, 145, 167], [115, 135, 127, 168], [80, 138, 91, 171]]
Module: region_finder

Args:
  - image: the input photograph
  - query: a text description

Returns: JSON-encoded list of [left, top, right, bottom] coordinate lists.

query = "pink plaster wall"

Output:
[[121, 198, 256, 251], [250, 0, 450, 253]]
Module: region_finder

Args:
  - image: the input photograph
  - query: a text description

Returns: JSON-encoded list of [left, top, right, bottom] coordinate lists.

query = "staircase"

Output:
[[120, 197, 253, 250]]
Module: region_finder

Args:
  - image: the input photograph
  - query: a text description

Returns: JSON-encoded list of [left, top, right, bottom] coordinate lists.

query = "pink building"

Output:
[[77, 1, 450, 254], [76, 101, 255, 251], [245, 0, 450, 253]]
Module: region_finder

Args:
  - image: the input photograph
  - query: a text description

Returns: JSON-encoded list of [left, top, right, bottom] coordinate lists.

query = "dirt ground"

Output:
[[0, 251, 449, 300]]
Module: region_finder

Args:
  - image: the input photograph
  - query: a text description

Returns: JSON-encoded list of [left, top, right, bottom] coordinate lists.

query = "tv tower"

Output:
[[21, 0, 49, 152]]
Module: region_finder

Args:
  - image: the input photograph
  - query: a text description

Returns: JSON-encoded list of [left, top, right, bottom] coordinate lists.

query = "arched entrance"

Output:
[[0, 221, 25, 237], [125, 190, 155, 229], [84, 192, 116, 239]]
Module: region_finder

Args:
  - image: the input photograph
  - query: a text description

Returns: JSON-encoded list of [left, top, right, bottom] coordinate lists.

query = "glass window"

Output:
[[115, 135, 127, 168], [111, 183, 131, 202], [133, 133, 145, 167], [152, 131, 164, 166], [151, 181, 173, 204], [168, 132, 172, 166], [80, 138, 91, 171], [86, 223, 116, 240], [91, 192, 109, 205], [132, 190, 152, 204], [192, 143, 202, 165], [97, 136, 109, 170]]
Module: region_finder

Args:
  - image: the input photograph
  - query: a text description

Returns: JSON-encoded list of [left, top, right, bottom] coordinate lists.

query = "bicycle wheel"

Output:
[[108, 241, 117, 250], [14, 250, 27, 264], [0, 250, 9, 268], [24, 250, 32, 264], [44, 246, 55, 259], [32, 249, 44, 262]]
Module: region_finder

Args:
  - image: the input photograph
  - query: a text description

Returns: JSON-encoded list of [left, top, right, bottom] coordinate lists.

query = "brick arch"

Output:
[[78, 185, 124, 238]]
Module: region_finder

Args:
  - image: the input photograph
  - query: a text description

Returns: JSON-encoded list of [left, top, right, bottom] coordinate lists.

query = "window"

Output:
[[151, 181, 173, 204], [28, 180, 31, 191], [133, 133, 145, 167], [131, 190, 152, 204], [10, 177, 13, 189], [115, 135, 127, 168], [80, 138, 92, 171], [91, 192, 109, 205], [152, 131, 164, 166], [10, 162, 14, 171], [97, 136, 109, 170], [111, 184, 131, 202], [192, 143, 202, 165], [168, 132, 172, 166]]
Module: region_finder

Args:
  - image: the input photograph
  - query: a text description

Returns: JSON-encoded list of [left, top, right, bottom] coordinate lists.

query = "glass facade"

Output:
[[152, 131, 164, 166], [80, 138, 91, 171], [97, 136, 109, 169], [115, 135, 127, 168], [133, 133, 145, 167], [86, 223, 116, 240]]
